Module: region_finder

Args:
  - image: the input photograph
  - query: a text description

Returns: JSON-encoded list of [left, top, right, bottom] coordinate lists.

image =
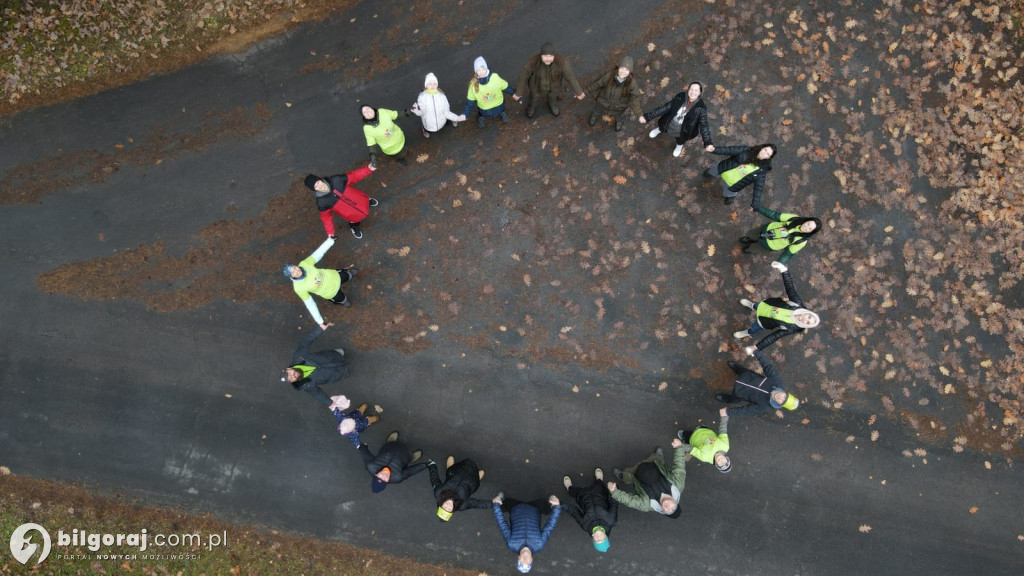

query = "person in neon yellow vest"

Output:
[[677, 408, 732, 473], [734, 261, 820, 350], [740, 205, 822, 263], [461, 56, 521, 129], [704, 144, 776, 207], [282, 237, 358, 330], [362, 106, 407, 166]]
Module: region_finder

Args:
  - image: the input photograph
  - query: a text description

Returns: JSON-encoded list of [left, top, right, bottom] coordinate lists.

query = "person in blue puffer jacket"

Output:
[[491, 491, 562, 573]]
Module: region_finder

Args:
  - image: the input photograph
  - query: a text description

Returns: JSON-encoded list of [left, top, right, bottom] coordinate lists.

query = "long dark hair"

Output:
[[739, 143, 777, 169], [437, 489, 464, 512], [604, 68, 633, 97], [361, 106, 378, 125], [782, 216, 822, 245]]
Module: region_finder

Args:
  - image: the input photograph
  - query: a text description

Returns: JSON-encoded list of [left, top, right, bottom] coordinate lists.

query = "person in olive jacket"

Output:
[[734, 261, 820, 350], [358, 431, 428, 493], [704, 143, 776, 207], [562, 468, 617, 553], [608, 440, 687, 518], [516, 41, 586, 118], [428, 456, 490, 522], [641, 81, 715, 158], [282, 324, 348, 407], [585, 55, 642, 131]]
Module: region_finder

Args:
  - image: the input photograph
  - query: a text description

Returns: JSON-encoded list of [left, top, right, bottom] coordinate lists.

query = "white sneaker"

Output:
[[733, 330, 750, 339], [673, 144, 684, 157], [648, 127, 661, 138], [740, 298, 755, 309]]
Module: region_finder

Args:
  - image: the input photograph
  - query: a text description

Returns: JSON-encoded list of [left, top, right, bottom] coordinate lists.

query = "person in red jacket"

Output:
[[304, 163, 379, 239]]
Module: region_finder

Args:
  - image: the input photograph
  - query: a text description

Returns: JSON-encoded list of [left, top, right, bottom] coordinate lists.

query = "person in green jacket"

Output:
[[282, 237, 358, 330], [607, 438, 687, 518], [585, 55, 642, 132], [740, 205, 821, 264], [677, 407, 731, 473], [462, 56, 520, 129], [516, 41, 585, 118], [362, 106, 407, 166]]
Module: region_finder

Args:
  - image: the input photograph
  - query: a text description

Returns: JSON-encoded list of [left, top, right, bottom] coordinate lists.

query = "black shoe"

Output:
[[613, 468, 623, 480], [724, 196, 735, 205], [550, 104, 560, 116], [703, 168, 714, 178], [740, 236, 754, 244], [397, 157, 407, 166], [615, 120, 623, 132], [526, 105, 536, 118], [369, 198, 379, 207], [588, 112, 597, 126], [351, 227, 363, 239], [339, 297, 351, 308], [726, 360, 741, 372], [742, 246, 752, 254], [478, 116, 486, 128], [346, 268, 358, 281], [715, 393, 730, 403], [500, 111, 510, 124]]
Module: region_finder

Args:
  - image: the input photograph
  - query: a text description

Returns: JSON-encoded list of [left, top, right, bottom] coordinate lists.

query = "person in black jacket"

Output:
[[716, 351, 799, 416], [734, 261, 820, 350], [358, 431, 428, 493], [428, 456, 490, 522], [641, 82, 714, 158], [282, 324, 348, 407], [704, 143, 776, 207], [562, 469, 617, 553]]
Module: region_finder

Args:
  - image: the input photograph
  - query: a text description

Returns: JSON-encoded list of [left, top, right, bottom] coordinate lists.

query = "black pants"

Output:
[[329, 269, 351, 304], [680, 426, 712, 444]]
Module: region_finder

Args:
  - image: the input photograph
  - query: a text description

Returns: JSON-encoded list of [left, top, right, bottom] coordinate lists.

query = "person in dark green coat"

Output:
[[585, 55, 642, 132], [516, 41, 585, 118], [607, 439, 687, 518], [740, 205, 821, 263]]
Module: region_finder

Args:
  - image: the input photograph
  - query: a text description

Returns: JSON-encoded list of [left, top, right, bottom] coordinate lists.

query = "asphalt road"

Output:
[[2, 1, 1022, 574]]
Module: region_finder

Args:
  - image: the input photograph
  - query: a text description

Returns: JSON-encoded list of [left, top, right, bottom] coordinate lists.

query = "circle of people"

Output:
[[278, 42, 823, 574]]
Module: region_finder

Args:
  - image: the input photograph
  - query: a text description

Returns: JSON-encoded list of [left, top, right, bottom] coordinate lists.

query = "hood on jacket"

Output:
[[618, 55, 634, 72]]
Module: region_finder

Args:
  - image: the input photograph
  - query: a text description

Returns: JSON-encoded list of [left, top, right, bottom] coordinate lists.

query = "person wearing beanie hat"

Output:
[[329, 396, 380, 448], [734, 261, 820, 351], [740, 204, 822, 263], [704, 142, 777, 207], [462, 55, 520, 128], [358, 431, 429, 493], [677, 408, 732, 474], [428, 456, 490, 522], [584, 55, 642, 131], [491, 491, 562, 573], [361, 105, 408, 166], [641, 81, 715, 158], [608, 439, 687, 517], [408, 73, 466, 139], [283, 237, 359, 329], [281, 323, 348, 407], [305, 165, 378, 240], [715, 350, 800, 416], [561, 469, 617, 553], [515, 41, 586, 119]]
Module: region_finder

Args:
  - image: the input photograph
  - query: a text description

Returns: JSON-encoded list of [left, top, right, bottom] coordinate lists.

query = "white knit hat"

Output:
[[424, 72, 438, 86]]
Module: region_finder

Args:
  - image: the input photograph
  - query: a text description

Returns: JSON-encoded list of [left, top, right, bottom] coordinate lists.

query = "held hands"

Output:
[[548, 495, 560, 506], [745, 345, 757, 356], [671, 438, 683, 448], [457, 114, 467, 122], [771, 261, 788, 273], [606, 481, 617, 492], [638, 116, 647, 124], [492, 495, 503, 504], [575, 92, 586, 100], [319, 322, 334, 331], [719, 407, 728, 417], [368, 162, 378, 172], [705, 144, 715, 152]]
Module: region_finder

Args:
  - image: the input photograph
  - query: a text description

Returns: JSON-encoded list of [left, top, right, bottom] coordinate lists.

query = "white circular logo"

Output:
[[9, 523, 51, 565]]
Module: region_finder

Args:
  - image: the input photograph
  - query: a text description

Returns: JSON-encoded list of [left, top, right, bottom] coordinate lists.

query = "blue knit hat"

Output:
[[592, 527, 610, 552], [283, 264, 303, 280]]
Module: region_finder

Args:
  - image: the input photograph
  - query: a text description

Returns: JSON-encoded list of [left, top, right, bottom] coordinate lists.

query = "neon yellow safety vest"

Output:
[[721, 163, 759, 187]]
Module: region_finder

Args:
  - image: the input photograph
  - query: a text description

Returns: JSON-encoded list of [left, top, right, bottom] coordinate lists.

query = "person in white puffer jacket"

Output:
[[408, 73, 465, 138]]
